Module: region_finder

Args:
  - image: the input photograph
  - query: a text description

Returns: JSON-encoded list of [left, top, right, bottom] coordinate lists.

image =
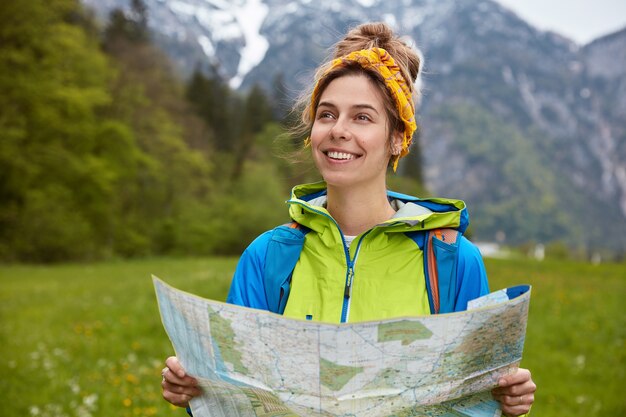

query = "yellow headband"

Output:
[[309, 47, 417, 171]]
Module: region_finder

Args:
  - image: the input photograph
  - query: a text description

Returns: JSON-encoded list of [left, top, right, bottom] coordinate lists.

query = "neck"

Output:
[[326, 182, 396, 236]]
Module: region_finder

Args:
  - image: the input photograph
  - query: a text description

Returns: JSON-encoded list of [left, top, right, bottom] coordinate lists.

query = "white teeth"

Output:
[[327, 151, 356, 160]]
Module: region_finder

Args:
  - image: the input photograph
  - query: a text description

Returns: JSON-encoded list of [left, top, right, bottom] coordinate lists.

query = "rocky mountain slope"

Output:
[[82, 0, 626, 253]]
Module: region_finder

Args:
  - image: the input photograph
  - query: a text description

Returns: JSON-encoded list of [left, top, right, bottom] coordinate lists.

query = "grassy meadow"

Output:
[[0, 256, 624, 417]]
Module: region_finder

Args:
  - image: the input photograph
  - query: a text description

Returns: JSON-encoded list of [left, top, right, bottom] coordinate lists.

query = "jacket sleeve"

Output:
[[225, 230, 272, 310], [454, 236, 490, 312]]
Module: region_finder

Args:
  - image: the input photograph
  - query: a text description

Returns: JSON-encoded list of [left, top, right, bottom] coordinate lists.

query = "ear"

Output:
[[391, 130, 404, 155]]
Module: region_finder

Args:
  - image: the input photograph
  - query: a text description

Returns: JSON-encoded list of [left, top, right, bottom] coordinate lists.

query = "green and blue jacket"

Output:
[[227, 182, 489, 323]]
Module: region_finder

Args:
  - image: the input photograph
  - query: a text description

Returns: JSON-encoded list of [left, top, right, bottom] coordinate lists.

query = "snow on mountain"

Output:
[[85, 0, 270, 84], [229, 0, 269, 88], [167, 0, 269, 87]]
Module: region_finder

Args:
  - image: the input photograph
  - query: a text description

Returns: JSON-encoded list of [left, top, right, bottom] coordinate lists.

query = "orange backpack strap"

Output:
[[427, 228, 461, 314]]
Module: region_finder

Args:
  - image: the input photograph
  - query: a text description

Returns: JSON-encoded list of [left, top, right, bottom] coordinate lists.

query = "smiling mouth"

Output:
[[325, 151, 359, 161]]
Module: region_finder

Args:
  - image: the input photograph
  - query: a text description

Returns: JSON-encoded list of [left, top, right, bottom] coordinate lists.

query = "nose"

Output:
[[330, 116, 351, 140]]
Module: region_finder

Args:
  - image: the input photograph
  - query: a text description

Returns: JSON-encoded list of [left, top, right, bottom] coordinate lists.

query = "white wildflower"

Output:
[[76, 406, 91, 417], [83, 393, 98, 410], [575, 354, 585, 369]]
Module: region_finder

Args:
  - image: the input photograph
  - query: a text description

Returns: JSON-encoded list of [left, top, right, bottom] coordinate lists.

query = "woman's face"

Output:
[[310, 74, 402, 190]]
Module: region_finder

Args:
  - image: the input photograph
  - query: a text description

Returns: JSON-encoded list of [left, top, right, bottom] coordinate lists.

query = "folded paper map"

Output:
[[153, 277, 530, 417]]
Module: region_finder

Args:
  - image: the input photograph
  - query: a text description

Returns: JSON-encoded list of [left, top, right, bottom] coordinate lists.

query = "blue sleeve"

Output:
[[454, 236, 490, 312], [225, 230, 272, 310]]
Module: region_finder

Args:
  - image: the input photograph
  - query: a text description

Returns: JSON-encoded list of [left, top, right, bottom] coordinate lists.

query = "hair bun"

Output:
[[358, 22, 393, 45]]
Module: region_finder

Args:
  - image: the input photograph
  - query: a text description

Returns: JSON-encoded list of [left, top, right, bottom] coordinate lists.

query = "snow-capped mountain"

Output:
[[84, 0, 466, 88], [82, 0, 626, 253]]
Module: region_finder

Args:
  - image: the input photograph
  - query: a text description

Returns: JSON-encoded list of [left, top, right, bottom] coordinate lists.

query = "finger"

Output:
[[501, 405, 533, 417], [494, 393, 534, 406], [162, 367, 198, 387], [165, 356, 187, 378], [492, 378, 536, 397], [497, 368, 531, 388], [162, 379, 202, 397], [494, 393, 534, 417], [162, 389, 192, 408]]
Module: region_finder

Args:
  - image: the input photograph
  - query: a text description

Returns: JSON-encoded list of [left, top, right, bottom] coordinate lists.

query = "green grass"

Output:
[[0, 257, 624, 417], [486, 258, 626, 416]]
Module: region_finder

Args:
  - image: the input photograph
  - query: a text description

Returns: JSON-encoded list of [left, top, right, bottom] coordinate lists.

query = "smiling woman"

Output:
[[160, 22, 536, 417]]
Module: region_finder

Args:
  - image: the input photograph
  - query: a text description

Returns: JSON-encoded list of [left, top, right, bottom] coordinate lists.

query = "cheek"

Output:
[[309, 123, 332, 150], [309, 124, 325, 161], [359, 133, 392, 157], [310, 121, 326, 136]]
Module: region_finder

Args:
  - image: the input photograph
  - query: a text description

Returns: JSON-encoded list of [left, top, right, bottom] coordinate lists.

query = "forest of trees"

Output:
[[0, 0, 424, 262]]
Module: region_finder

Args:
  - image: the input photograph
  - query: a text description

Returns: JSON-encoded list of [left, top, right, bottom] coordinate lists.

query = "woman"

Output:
[[162, 22, 536, 416]]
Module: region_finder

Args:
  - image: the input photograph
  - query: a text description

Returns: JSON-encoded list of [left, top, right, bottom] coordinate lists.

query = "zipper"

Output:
[[340, 233, 369, 322], [288, 200, 370, 323]]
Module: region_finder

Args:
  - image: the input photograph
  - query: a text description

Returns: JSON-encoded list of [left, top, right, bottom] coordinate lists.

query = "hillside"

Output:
[[82, 0, 626, 253]]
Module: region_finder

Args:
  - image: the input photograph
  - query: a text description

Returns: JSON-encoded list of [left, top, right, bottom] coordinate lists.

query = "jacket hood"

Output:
[[287, 181, 469, 235]]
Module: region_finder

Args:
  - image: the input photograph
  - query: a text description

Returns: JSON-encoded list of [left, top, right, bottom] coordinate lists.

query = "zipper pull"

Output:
[[345, 265, 354, 299]]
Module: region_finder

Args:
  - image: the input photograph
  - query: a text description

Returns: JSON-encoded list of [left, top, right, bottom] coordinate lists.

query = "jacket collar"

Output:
[[287, 181, 469, 234]]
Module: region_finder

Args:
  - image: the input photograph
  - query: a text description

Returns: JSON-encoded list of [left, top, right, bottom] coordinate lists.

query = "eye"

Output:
[[317, 110, 335, 120], [356, 113, 372, 122]]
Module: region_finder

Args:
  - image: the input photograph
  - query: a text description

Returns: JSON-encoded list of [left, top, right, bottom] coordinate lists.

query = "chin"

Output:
[[321, 172, 355, 188]]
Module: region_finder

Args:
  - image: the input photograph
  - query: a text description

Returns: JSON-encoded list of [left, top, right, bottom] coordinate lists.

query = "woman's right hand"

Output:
[[161, 356, 202, 408]]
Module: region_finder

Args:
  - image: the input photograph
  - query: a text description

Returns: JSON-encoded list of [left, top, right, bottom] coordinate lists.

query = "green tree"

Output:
[[103, 0, 149, 45], [0, 0, 308, 261], [100, 3, 214, 257], [186, 67, 237, 151], [0, 0, 218, 261], [271, 72, 291, 122], [0, 0, 115, 261], [232, 84, 274, 179]]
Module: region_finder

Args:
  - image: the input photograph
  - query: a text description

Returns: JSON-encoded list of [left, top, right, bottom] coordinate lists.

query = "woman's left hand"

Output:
[[491, 368, 536, 416]]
